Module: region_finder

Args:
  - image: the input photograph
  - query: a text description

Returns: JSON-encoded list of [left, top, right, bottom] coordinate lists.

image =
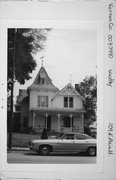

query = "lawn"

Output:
[[7, 132, 41, 148]]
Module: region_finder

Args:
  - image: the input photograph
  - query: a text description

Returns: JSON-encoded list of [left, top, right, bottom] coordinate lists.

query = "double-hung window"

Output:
[[41, 78, 46, 84], [64, 96, 73, 108], [38, 96, 48, 107], [64, 97, 68, 107], [69, 97, 73, 107]]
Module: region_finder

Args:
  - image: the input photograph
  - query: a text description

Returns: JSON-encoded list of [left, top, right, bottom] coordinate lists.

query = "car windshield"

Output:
[[56, 133, 64, 139]]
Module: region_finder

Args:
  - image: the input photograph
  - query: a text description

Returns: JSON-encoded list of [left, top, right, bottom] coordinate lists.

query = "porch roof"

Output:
[[30, 107, 85, 115]]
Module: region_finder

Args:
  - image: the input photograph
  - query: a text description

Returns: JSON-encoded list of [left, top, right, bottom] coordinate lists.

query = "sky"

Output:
[[14, 28, 97, 101]]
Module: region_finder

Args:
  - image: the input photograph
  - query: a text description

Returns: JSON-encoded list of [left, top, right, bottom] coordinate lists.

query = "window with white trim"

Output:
[[38, 96, 48, 107], [64, 96, 73, 108]]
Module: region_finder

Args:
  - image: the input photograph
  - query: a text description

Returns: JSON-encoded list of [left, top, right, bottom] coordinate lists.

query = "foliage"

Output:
[[75, 75, 97, 128], [8, 28, 51, 86], [15, 103, 21, 112]]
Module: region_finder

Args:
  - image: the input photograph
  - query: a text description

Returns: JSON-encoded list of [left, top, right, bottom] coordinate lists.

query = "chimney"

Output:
[[75, 84, 80, 93]]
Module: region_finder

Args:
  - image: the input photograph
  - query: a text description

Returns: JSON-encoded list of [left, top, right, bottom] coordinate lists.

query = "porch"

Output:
[[34, 125, 84, 133], [30, 109, 84, 133]]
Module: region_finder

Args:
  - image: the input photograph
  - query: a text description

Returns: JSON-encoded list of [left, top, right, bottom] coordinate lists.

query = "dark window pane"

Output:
[[64, 97, 68, 102], [38, 96, 40, 107], [41, 96, 45, 106], [41, 78, 45, 84], [64, 97, 68, 107], [69, 97, 73, 102], [46, 96, 48, 107], [69, 97, 73, 107]]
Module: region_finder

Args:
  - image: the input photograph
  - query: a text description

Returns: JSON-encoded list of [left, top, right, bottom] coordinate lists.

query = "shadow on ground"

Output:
[[24, 152, 94, 157]]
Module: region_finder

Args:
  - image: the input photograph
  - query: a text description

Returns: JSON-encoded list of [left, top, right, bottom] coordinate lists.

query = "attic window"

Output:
[[67, 86, 71, 90], [41, 78, 45, 84]]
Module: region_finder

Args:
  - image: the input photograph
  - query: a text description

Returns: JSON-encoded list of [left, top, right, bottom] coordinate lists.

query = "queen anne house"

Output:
[[18, 65, 85, 133]]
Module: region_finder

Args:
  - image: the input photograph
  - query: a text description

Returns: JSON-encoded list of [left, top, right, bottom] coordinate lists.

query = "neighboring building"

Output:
[[16, 89, 29, 131], [18, 65, 85, 133]]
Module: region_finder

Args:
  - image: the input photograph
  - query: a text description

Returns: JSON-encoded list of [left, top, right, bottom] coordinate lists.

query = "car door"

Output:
[[55, 134, 75, 152], [74, 134, 89, 152]]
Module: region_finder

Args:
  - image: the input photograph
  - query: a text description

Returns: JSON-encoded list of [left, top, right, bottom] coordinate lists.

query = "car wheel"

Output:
[[87, 147, 96, 156], [40, 145, 50, 156]]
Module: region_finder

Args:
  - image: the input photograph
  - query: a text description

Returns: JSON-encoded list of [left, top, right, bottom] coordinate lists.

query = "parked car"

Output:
[[28, 132, 96, 156]]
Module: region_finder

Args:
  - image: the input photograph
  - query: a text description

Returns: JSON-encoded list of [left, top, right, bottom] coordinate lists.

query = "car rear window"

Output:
[[62, 134, 74, 140], [75, 134, 93, 140]]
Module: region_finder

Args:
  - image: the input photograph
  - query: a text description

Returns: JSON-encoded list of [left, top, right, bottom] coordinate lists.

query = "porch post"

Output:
[[70, 114, 73, 132], [57, 114, 61, 132], [82, 114, 84, 132], [45, 114, 48, 129], [32, 112, 36, 131]]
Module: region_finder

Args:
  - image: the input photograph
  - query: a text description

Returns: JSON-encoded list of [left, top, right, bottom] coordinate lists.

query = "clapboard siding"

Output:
[[51, 95, 83, 109], [51, 115, 58, 131], [34, 115, 45, 127], [29, 91, 58, 110]]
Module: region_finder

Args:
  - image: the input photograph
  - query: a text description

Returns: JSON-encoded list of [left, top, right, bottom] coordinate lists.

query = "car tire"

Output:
[[87, 147, 96, 156], [39, 145, 50, 156]]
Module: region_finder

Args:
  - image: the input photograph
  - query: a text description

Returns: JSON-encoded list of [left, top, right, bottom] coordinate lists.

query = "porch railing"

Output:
[[60, 126, 84, 133]]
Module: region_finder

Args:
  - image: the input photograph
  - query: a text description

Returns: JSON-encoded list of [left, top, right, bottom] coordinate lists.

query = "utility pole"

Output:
[[8, 28, 16, 149]]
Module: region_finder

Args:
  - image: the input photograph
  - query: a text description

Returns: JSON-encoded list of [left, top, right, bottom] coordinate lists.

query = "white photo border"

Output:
[[0, 0, 116, 179]]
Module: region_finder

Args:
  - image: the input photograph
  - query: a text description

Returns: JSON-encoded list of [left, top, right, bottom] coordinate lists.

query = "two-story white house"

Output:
[[19, 65, 85, 133]]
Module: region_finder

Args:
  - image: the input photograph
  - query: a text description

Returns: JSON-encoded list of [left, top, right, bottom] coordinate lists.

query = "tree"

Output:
[[8, 28, 50, 87], [75, 75, 97, 135], [7, 28, 51, 149]]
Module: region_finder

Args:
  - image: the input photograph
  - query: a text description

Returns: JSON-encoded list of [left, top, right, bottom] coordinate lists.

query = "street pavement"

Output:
[[7, 150, 96, 164]]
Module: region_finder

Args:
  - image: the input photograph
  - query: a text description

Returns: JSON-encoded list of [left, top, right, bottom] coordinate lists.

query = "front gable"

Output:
[[58, 83, 78, 96], [51, 83, 85, 109], [52, 83, 84, 100]]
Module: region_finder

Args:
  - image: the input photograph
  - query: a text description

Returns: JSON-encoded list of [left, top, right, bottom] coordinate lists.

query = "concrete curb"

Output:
[[7, 147, 29, 151]]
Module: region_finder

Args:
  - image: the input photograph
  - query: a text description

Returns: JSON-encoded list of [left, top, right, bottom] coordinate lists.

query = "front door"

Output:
[[47, 115, 51, 132]]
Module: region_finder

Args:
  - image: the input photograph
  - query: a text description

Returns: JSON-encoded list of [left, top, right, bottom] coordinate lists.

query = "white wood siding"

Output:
[[73, 116, 82, 128], [29, 90, 57, 110], [34, 115, 45, 127], [51, 115, 58, 131], [51, 95, 83, 109]]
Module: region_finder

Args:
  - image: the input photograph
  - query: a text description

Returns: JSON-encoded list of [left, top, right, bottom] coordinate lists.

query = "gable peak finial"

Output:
[[41, 59, 44, 67], [40, 55, 44, 67], [69, 74, 73, 84]]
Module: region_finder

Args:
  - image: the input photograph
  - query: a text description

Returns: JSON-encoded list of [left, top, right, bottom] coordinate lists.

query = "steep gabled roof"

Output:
[[33, 66, 52, 85], [28, 66, 59, 92], [52, 83, 85, 101]]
